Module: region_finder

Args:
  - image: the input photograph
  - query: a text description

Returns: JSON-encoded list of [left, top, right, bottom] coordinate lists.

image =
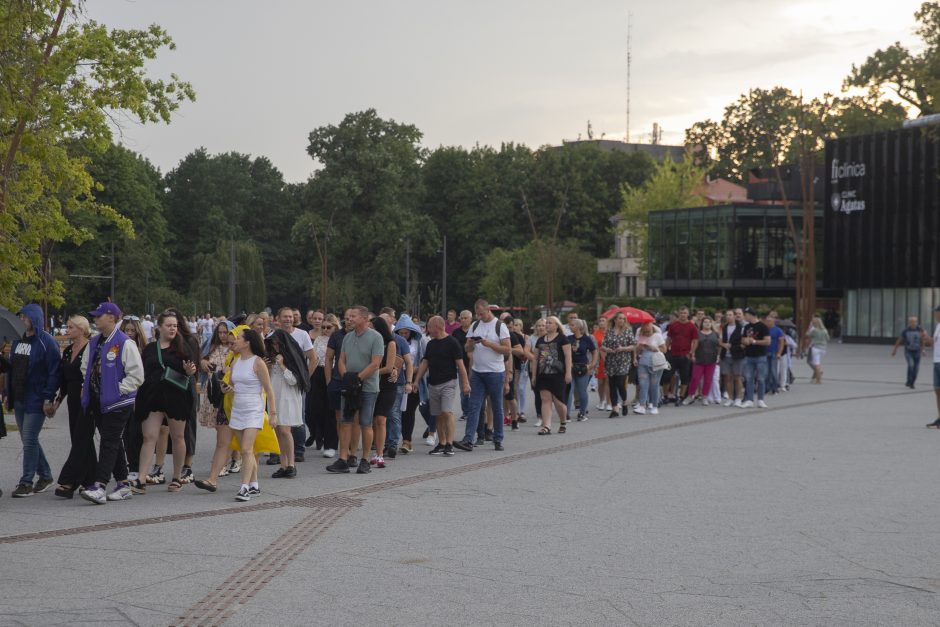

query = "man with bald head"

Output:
[[415, 316, 469, 456]]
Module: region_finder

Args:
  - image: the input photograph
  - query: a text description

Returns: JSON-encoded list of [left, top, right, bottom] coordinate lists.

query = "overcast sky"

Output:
[[88, 0, 924, 182]]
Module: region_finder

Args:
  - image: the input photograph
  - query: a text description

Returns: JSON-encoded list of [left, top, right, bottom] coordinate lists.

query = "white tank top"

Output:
[[230, 355, 264, 422]]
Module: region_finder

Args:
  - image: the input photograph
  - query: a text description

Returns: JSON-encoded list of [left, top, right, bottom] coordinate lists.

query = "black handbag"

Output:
[[572, 363, 588, 377], [207, 370, 223, 407], [157, 342, 191, 391]]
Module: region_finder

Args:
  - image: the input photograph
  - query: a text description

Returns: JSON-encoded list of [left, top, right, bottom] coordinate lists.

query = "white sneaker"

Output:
[[322, 448, 336, 458], [733, 399, 743, 408], [80, 485, 107, 505], [425, 435, 436, 447], [722, 399, 734, 407], [107, 484, 133, 501], [682, 396, 696, 406], [595, 403, 605, 410], [127, 472, 139, 482], [649, 406, 659, 415], [633, 406, 646, 415], [740, 400, 754, 408], [722, 391, 729, 400], [535, 419, 543, 428], [703, 399, 710, 406], [757, 400, 768, 408]]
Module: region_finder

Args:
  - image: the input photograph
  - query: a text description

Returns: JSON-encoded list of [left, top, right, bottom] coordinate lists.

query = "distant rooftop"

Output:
[[558, 139, 686, 162]]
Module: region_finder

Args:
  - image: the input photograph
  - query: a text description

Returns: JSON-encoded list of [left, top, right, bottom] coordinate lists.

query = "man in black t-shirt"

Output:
[[450, 310, 472, 419], [415, 316, 469, 456], [741, 307, 771, 408]]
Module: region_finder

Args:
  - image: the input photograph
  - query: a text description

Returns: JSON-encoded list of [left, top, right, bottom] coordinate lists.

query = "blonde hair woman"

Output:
[[804, 316, 829, 384], [54, 315, 94, 498], [531, 316, 572, 434]]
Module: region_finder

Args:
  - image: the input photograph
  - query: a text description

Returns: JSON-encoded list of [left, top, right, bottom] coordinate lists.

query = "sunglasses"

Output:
[[321, 325, 334, 330], [123, 315, 140, 321]]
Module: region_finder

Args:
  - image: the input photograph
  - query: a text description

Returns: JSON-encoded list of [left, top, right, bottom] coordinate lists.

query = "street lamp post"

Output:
[[441, 235, 447, 317]]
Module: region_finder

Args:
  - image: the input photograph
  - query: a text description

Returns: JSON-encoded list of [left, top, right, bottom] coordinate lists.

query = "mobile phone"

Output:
[[473, 337, 483, 343]]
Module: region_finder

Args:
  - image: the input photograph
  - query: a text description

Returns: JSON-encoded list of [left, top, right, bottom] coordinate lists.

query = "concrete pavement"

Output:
[[1, 343, 938, 626]]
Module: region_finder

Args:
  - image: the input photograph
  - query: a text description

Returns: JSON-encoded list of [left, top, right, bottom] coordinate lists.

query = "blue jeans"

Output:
[[905, 349, 921, 386], [765, 355, 779, 393], [743, 356, 768, 401], [571, 373, 591, 416], [292, 425, 306, 456], [516, 366, 529, 415], [464, 370, 505, 444], [637, 357, 664, 407], [14, 404, 53, 486], [385, 385, 405, 450]]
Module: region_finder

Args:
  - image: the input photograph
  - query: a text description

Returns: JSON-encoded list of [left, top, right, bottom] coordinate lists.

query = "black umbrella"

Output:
[[0, 306, 26, 344]]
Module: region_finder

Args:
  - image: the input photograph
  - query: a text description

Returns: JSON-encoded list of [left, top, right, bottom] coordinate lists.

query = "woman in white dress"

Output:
[[264, 329, 308, 479], [222, 328, 277, 501]]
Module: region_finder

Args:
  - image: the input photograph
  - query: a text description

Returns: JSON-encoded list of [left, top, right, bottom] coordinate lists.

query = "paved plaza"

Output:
[[1, 343, 938, 626]]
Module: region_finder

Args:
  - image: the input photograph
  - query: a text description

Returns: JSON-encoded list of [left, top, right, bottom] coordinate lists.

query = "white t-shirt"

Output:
[[141, 319, 155, 341], [290, 327, 314, 354], [637, 331, 665, 351], [934, 324, 940, 363], [468, 318, 510, 373]]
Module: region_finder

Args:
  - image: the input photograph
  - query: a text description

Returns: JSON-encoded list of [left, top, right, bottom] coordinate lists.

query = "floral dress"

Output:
[[198, 344, 230, 426], [602, 327, 635, 377]]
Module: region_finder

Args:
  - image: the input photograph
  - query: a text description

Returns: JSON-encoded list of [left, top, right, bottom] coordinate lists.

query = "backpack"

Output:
[[471, 318, 504, 339]]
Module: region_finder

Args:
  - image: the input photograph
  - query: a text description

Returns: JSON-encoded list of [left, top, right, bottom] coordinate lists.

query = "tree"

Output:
[[618, 155, 707, 273], [844, 2, 940, 116], [685, 87, 906, 182], [0, 1, 194, 308], [296, 109, 437, 311]]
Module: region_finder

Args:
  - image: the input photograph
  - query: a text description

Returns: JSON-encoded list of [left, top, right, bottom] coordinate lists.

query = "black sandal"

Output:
[[129, 479, 147, 494], [168, 478, 183, 492], [538, 426, 552, 435], [194, 479, 217, 492], [558, 424, 567, 434], [54, 484, 75, 499]]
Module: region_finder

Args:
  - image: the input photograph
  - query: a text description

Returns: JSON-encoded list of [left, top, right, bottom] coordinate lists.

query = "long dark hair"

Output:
[[156, 312, 185, 355], [241, 328, 266, 359], [208, 320, 229, 353], [371, 316, 395, 345], [166, 308, 199, 361]]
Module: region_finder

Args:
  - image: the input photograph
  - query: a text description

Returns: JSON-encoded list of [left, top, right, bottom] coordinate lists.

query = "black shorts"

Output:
[[535, 372, 566, 403], [374, 383, 397, 417], [504, 372, 517, 401], [667, 355, 692, 384], [327, 382, 342, 412]]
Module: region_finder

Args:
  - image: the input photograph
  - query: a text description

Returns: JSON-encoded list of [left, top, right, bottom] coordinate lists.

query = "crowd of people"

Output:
[[0, 298, 852, 503]]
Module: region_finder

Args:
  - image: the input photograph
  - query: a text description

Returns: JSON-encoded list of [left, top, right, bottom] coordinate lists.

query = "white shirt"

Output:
[[467, 318, 510, 373], [141, 319, 155, 342], [934, 324, 940, 363], [290, 327, 314, 354]]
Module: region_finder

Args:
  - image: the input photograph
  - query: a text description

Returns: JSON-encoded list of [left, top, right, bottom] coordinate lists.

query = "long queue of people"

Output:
[[1, 298, 829, 502]]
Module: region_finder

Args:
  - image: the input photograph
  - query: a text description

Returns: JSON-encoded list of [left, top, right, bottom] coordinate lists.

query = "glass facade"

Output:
[[844, 288, 940, 339], [647, 204, 823, 294]]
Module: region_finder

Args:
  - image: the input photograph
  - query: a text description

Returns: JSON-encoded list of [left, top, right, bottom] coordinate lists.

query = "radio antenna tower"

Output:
[[626, 12, 632, 143]]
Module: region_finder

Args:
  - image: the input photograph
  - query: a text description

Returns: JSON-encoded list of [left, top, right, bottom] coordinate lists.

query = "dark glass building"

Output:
[[825, 125, 940, 340], [647, 204, 823, 298]]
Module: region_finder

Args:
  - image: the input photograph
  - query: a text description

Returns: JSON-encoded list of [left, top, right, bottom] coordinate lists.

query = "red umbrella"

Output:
[[600, 306, 654, 324]]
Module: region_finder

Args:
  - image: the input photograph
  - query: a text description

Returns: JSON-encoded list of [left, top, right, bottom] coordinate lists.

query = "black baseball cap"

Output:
[[742, 307, 757, 316]]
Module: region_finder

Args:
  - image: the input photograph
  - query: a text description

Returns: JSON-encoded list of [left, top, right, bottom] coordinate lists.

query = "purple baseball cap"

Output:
[[89, 302, 122, 319]]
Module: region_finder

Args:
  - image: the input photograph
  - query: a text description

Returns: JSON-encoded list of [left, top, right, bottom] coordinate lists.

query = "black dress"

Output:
[[56, 343, 97, 487], [135, 342, 196, 422]]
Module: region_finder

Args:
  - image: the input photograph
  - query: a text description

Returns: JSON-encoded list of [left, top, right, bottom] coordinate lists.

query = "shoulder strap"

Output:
[[156, 340, 165, 369]]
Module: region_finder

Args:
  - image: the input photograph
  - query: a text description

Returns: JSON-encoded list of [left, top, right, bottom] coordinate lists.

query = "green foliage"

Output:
[[618, 155, 706, 272], [478, 240, 600, 314], [0, 0, 193, 308], [684, 88, 907, 183], [844, 2, 940, 115], [189, 240, 267, 315]]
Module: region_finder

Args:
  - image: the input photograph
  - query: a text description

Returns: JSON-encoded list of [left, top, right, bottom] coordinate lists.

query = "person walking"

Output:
[[741, 308, 771, 408], [532, 316, 572, 434], [525, 318, 547, 427], [226, 328, 278, 500], [6, 304, 60, 497], [568, 319, 597, 421], [133, 311, 199, 494], [415, 316, 469, 456], [601, 312, 635, 418], [78, 303, 144, 504], [665, 307, 698, 404], [592, 317, 611, 411], [804, 316, 830, 385], [327, 306, 384, 474], [271, 307, 315, 465], [309, 314, 340, 457], [54, 315, 94, 498], [456, 300, 511, 452], [369, 315, 399, 468], [633, 321, 667, 415], [265, 328, 309, 479], [684, 317, 720, 405], [120, 316, 148, 481], [924, 306, 940, 428], [892, 316, 929, 389]]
